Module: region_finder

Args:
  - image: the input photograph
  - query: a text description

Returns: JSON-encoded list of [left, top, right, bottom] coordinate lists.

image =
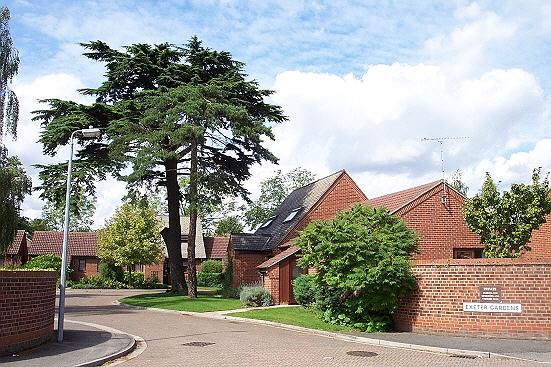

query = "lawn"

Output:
[[229, 306, 355, 332], [120, 290, 242, 313]]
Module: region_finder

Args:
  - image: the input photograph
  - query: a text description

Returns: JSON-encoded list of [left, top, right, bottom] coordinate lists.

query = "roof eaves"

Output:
[[392, 180, 444, 215]]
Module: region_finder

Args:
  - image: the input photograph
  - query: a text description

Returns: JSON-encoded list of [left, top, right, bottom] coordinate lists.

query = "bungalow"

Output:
[[368, 180, 484, 260], [0, 230, 29, 267], [231, 170, 368, 303], [256, 179, 486, 304], [29, 231, 99, 280]]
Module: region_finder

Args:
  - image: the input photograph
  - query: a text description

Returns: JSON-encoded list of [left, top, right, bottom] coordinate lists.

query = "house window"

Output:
[[283, 208, 301, 223], [129, 264, 143, 272], [453, 248, 484, 259], [78, 259, 86, 271], [259, 215, 277, 229]]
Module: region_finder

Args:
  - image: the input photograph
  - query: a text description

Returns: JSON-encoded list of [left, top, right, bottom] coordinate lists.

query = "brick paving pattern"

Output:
[[63, 290, 545, 366]]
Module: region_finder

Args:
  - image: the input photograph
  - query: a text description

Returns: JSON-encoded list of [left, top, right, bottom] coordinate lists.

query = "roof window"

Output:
[[283, 208, 301, 223], [259, 215, 277, 229]]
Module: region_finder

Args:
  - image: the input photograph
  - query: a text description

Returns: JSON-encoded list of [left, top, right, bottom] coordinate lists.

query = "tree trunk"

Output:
[[187, 139, 198, 298], [164, 158, 187, 293]]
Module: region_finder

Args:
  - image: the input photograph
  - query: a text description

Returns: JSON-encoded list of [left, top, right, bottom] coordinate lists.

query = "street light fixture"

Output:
[[57, 126, 101, 343]]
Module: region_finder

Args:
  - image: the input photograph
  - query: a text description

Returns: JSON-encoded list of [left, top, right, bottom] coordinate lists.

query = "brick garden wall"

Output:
[[394, 259, 551, 339], [0, 271, 57, 355]]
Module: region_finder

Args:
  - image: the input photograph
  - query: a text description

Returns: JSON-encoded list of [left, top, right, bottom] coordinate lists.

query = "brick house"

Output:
[[0, 230, 29, 266], [368, 180, 484, 260], [231, 170, 368, 304], [29, 231, 100, 280]]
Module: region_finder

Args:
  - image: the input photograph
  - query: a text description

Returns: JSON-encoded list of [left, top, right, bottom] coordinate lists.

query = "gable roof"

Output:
[[6, 230, 27, 255], [204, 236, 229, 259], [29, 231, 98, 257], [368, 180, 443, 213], [158, 216, 206, 259], [232, 170, 346, 252]]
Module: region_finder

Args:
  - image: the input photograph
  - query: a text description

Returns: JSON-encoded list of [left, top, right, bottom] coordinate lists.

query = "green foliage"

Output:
[[123, 271, 145, 287], [0, 6, 19, 140], [214, 215, 243, 236], [293, 274, 320, 307], [465, 168, 551, 258], [200, 259, 223, 273], [16, 216, 51, 235], [40, 190, 95, 231], [34, 37, 287, 293], [220, 256, 236, 297], [239, 284, 273, 307], [23, 255, 70, 277], [72, 275, 127, 289], [99, 262, 124, 282], [197, 272, 223, 288], [243, 168, 316, 229], [98, 203, 163, 267], [296, 204, 418, 332], [0, 150, 31, 253], [451, 169, 468, 196]]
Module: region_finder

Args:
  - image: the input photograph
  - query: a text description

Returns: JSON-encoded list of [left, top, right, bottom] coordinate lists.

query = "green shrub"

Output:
[[200, 260, 223, 273], [197, 271, 223, 288], [71, 275, 128, 289], [99, 262, 124, 282], [296, 204, 418, 332], [293, 274, 320, 307], [24, 255, 71, 277], [123, 271, 145, 286], [239, 285, 272, 307]]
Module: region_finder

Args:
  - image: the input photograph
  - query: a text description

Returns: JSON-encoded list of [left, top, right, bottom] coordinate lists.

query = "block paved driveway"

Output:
[[63, 290, 543, 367]]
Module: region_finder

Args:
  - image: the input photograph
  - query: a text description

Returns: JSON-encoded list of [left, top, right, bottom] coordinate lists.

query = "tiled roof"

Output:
[[29, 231, 98, 257], [368, 180, 443, 213], [204, 236, 229, 259], [231, 233, 271, 251], [234, 171, 345, 252], [257, 246, 301, 269], [6, 230, 27, 255], [158, 216, 206, 259]]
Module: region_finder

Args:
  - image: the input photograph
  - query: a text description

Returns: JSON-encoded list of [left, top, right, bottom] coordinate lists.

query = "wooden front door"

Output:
[[279, 258, 291, 304]]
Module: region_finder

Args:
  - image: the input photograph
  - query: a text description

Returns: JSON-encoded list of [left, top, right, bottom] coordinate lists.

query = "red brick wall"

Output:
[[283, 172, 367, 244], [394, 259, 551, 339], [143, 261, 164, 282], [263, 265, 280, 304], [523, 213, 551, 260], [397, 185, 483, 260], [230, 246, 271, 287], [70, 256, 99, 281], [0, 271, 57, 355]]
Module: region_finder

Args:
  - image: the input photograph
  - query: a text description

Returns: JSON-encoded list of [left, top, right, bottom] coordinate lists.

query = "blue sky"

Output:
[[5, 0, 551, 226]]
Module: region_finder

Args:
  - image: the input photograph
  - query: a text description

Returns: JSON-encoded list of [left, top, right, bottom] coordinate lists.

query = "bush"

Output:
[[123, 271, 145, 286], [200, 260, 223, 273], [296, 204, 418, 332], [239, 284, 272, 307], [72, 275, 127, 289], [99, 262, 124, 282], [293, 274, 320, 307], [24, 255, 71, 277], [197, 271, 223, 288]]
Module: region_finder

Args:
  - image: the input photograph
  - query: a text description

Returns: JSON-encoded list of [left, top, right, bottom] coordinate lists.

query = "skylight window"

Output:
[[283, 208, 301, 223], [259, 215, 277, 229]]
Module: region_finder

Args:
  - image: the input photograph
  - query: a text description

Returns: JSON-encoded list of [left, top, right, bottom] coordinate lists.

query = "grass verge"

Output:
[[120, 292, 242, 313], [229, 306, 355, 332]]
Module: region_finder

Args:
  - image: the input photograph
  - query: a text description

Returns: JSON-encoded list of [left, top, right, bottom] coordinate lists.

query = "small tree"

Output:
[[296, 204, 418, 331], [243, 167, 316, 229], [464, 168, 551, 258], [98, 203, 163, 284], [214, 216, 243, 236], [451, 169, 468, 196]]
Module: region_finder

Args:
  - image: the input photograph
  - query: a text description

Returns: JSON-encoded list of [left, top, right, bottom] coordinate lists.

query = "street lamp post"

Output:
[[57, 127, 101, 343]]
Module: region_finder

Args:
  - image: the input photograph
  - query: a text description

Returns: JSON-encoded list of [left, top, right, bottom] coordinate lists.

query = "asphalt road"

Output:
[[61, 289, 545, 367]]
